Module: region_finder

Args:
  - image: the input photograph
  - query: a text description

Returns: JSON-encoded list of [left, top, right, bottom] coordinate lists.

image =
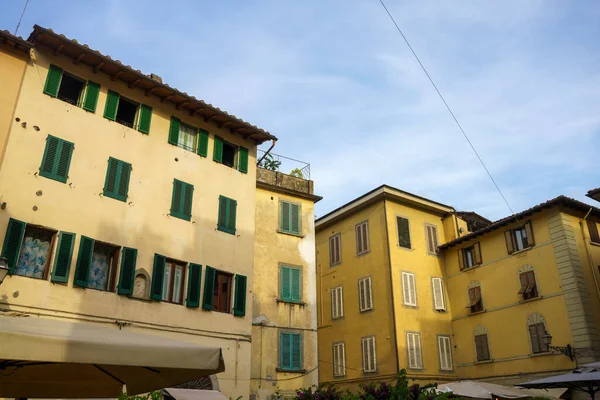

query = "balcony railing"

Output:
[[256, 151, 314, 195], [257, 150, 311, 180]]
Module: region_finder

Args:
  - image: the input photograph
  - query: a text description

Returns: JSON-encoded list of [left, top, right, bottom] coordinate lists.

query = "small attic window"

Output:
[[222, 141, 237, 168], [57, 73, 84, 106], [116, 97, 138, 128]]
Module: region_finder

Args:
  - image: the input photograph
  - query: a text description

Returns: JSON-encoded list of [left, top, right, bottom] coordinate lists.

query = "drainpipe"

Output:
[[579, 208, 600, 298], [256, 139, 277, 166]]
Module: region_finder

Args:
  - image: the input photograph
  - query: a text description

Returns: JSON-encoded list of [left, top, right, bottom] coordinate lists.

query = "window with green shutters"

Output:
[[73, 236, 94, 288], [397, 216, 411, 249], [280, 201, 301, 235], [202, 266, 216, 310], [51, 231, 75, 283], [43, 64, 100, 113], [238, 147, 248, 173], [280, 266, 301, 302], [186, 263, 202, 308], [39, 135, 74, 184], [103, 89, 152, 133], [168, 117, 209, 155], [1, 218, 26, 274], [217, 195, 237, 235], [233, 275, 247, 316], [138, 104, 152, 134], [280, 332, 302, 371], [213, 136, 248, 173], [117, 247, 138, 295], [170, 179, 194, 221], [103, 157, 132, 202], [150, 254, 166, 301]]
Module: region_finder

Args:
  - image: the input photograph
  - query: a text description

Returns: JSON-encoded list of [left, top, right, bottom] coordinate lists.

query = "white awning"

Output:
[[165, 389, 228, 400], [0, 315, 225, 398]]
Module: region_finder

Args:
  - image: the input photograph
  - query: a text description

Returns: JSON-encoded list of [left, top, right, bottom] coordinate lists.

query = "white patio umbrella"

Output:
[[518, 366, 600, 399]]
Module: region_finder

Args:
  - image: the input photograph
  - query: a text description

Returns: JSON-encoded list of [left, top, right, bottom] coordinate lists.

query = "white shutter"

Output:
[[330, 235, 341, 265], [362, 337, 376, 372], [432, 278, 446, 311], [407, 332, 423, 369], [333, 342, 346, 376], [332, 287, 343, 319], [365, 277, 373, 310], [338, 287, 343, 317], [359, 277, 373, 312], [438, 336, 453, 371], [358, 279, 365, 311], [331, 289, 337, 319], [426, 224, 439, 254], [402, 272, 417, 306], [356, 224, 363, 254], [361, 338, 368, 372]]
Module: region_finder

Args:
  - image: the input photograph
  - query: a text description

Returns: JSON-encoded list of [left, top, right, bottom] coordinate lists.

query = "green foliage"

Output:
[[295, 370, 456, 400], [289, 168, 304, 178], [259, 154, 281, 171], [118, 391, 161, 400]]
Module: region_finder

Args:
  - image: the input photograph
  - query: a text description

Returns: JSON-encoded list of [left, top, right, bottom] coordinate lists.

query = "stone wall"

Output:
[[257, 167, 314, 195]]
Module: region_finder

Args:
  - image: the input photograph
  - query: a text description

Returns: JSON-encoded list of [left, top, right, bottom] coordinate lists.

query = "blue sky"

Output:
[[2, 1, 599, 220]]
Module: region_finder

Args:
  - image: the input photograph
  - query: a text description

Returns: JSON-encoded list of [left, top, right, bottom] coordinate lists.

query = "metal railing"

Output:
[[257, 150, 311, 180]]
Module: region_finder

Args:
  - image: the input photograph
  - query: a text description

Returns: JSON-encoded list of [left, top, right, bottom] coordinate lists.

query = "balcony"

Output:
[[256, 151, 315, 196]]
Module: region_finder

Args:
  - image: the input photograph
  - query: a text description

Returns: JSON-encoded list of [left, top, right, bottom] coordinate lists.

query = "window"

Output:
[[43, 64, 100, 112], [200, 266, 246, 315], [217, 195, 237, 234], [529, 322, 549, 354], [402, 271, 417, 307], [331, 286, 344, 319], [475, 334, 491, 361], [212, 270, 233, 313], [431, 277, 446, 311], [39, 135, 74, 184], [73, 237, 120, 292], [280, 201, 301, 235], [103, 157, 132, 202], [519, 271, 538, 300], [587, 220, 600, 244], [458, 242, 482, 270], [213, 136, 249, 173], [116, 247, 138, 296], [356, 221, 369, 255], [505, 221, 535, 254], [358, 276, 373, 312], [333, 342, 346, 377], [171, 180, 194, 221], [103, 90, 152, 133], [329, 234, 341, 266], [406, 332, 423, 369], [438, 335, 453, 371], [280, 332, 302, 371], [160, 260, 186, 304], [168, 117, 209, 155], [361, 336, 377, 373], [397, 216, 411, 249], [280, 265, 301, 302], [425, 223, 439, 255], [15, 225, 56, 279], [467, 286, 483, 313]]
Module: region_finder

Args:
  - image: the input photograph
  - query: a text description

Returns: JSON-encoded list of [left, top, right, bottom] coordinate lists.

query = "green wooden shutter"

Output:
[[228, 198, 237, 234], [280, 332, 291, 369], [197, 129, 209, 157], [280, 201, 291, 232], [40, 135, 59, 179], [213, 136, 223, 163], [186, 263, 202, 308], [233, 275, 247, 316], [218, 196, 228, 231], [291, 268, 301, 302], [73, 236, 94, 287], [168, 117, 180, 145], [291, 333, 302, 370], [104, 157, 119, 197], [202, 266, 216, 310], [151, 254, 166, 301], [43, 64, 63, 97], [117, 247, 137, 295], [171, 179, 183, 218], [104, 90, 120, 121], [104, 158, 131, 202], [117, 162, 131, 201], [183, 183, 194, 221], [1, 218, 26, 274], [138, 104, 152, 134], [54, 140, 74, 183], [238, 147, 249, 173], [280, 266, 291, 300], [51, 232, 75, 283], [397, 217, 411, 249], [82, 81, 100, 112], [291, 204, 300, 234]]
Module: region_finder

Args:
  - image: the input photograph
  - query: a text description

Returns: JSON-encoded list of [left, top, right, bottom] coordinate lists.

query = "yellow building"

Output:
[[251, 165, 321, 399], [317, 186, 600, 388], [0, 25, 278, 398]]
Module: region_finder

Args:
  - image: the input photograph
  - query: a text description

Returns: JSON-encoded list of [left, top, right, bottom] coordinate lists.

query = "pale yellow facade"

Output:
[[0, 29, 277, 398], [251, 171, 320, 399]]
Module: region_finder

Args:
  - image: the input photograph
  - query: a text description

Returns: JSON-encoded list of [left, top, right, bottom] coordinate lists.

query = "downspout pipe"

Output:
[[256, 139, 277, 166]]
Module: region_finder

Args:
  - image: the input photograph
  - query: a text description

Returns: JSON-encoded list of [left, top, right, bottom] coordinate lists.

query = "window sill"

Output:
[[170, 213, 191, 222], [330, 262, 342, 268], [402, 304, 419, 310], [511, 247, 533, 256], [475, 359, 493, 364], [276, 368, 306, 374], [277, 229, 304, 238], [397, 245, 413, 251], [469, 309, 487, 316], [519, 295, 543, 304], [103, 192, 127, 202], [461, 263, 483, 272], [590, 241, 600, 247], [217, 226, 236, 235], [359, 308, 374, 314], [529, 351, 552, 358], [277, 299, 306, 306], [357, 250, 370, 257]]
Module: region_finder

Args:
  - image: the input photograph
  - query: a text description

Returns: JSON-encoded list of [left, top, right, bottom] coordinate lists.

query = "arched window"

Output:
[[527, 312, 549, 354], [466, 281, 483, 313], [518, 265, 538, 300], [474, 325, 491, 362]]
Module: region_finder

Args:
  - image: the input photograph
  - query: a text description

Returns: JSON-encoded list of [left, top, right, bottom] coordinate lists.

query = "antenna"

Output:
[[14, 0, 30, 36]]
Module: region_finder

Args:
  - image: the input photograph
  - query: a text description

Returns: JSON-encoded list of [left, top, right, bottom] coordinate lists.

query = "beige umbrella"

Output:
[[0, 315, 225, 398]]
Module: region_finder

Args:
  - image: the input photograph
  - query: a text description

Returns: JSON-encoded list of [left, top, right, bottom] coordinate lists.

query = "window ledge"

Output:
[[359, 308, 374, 314], [357, 250, 370, 257], [511, 247, 533, 256], [217, 226, 236, 235], [590, 241, 600, 247], [276, 299, 306, 306], [519, 295, 543, 304], [276, 368, 306, 374], [277, 229, 304, 238], [461, 263, 483, 272], [475, 359, 494, 365], [403, 304, 419, 310], [530, 351, 552, 358], [469, 309, 487, 316], [330, 262, 342, 268]]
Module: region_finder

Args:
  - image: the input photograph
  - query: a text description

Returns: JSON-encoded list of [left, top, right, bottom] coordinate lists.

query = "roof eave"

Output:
[[0, 30, 33, 53]]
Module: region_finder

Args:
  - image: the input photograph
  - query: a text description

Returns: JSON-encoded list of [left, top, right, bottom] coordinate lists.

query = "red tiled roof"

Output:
[[0, 30, 33, 53]]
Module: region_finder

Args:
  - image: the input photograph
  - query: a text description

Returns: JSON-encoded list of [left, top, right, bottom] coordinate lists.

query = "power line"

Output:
[[378, 0, 515, 216], [14, 0, 30, 36]]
